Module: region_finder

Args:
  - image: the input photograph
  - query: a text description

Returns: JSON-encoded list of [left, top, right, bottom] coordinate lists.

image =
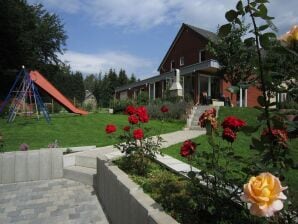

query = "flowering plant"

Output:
[[221, 116, 246, 131], [106, 105, 165, 175], [241, 172, 287, 217], [198, 108, 217, 133]]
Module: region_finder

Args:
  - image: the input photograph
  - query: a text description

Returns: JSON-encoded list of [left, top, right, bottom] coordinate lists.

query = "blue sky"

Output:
[[28, 0, 298, 79]]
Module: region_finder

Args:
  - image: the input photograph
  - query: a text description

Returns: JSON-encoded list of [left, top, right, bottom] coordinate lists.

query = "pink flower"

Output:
[[180, 140, 196, 157], [198, 108, 217, 129], [261, 128, 288, 143], [105, 124, 117, 134]]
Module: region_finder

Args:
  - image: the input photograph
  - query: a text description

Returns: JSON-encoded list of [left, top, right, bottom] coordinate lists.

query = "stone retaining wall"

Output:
[[96, 156, 179, 224], [0, 149, 63, 184]]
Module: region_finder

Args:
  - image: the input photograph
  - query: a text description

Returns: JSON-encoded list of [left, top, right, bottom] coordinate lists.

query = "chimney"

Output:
[[169, 69, 183, 96]]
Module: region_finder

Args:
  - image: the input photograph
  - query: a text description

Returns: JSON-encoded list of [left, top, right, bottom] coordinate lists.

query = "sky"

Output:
[[28, 0, 298, 79]]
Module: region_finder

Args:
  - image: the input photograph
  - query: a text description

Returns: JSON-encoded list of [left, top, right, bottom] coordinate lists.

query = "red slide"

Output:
[[30, 70, 88, 115]]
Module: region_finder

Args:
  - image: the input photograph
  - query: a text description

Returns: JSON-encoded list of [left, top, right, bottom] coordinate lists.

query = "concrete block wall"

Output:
[[0, 149, 63, 184], [96, 156, 178, 224]]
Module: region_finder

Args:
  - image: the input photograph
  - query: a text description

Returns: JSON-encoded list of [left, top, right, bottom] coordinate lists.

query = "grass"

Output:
[[0, 112, 184, 151], [163, 107, 298, 205]]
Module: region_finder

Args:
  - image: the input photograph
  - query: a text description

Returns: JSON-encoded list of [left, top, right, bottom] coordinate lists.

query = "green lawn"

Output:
[[163, 107, 298, 205], [0, 113, 184, 151]]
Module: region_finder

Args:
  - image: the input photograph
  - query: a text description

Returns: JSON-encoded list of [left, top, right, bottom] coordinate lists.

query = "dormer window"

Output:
[[170, 60, 175, 71], [199, 49, 206, 62], [179, 56, 184, 66]]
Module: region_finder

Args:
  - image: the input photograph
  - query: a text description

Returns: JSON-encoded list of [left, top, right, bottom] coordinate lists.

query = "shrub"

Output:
[[112, 99, 135, 114]]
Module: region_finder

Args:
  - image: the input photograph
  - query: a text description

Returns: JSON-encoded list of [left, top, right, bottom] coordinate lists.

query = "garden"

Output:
[[103, 1, 298, 223]]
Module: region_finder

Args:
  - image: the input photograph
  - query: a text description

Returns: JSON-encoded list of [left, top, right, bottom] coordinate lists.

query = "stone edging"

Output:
[[95, 154, 179, 224]]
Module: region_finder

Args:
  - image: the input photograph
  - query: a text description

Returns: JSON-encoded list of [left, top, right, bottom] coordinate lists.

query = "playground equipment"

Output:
[[0, 68, 87, 123]]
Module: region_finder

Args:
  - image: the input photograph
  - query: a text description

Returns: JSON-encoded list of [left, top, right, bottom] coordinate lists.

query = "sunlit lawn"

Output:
[[0, 112, 184, 151]]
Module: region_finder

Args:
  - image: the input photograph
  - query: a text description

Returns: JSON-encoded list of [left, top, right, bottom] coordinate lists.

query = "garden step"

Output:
[[75, 154, 97, 169], [63, 166, 96, 186]]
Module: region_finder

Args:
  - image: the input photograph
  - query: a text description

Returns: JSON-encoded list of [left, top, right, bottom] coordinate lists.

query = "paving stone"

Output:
[[0, 179, 109, 224]]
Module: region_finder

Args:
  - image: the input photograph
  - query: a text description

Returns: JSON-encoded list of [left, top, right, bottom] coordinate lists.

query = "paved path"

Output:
[[0, 179, 109, 224]]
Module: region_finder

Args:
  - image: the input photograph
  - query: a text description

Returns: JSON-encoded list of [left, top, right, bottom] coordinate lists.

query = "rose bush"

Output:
[[180, 140, 196, 157], [221, 116, 246, 131], [105, 124, 117, 134]]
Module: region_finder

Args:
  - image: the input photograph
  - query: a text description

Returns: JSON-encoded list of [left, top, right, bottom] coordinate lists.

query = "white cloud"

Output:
[[29, 0, 297, 33], [60, 51, 154, 77]]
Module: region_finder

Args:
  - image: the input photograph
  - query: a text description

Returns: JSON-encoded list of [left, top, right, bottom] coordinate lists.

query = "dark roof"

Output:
[[158, 23, 217, 72], [184, 23, 217, 42]]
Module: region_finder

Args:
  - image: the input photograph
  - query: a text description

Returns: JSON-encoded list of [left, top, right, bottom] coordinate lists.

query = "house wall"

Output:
[[247, 86, 262, 107], [159, 27, 212, 74]]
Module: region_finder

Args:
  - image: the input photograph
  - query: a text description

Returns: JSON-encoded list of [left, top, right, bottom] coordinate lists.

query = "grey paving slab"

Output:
[[0, 179, 109, 224]]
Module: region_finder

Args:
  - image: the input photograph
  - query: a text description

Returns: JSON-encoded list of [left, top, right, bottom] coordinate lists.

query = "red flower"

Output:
[[133, 128, 144, 139], [262, 128, 288, 143], [136, 106, 149, 123], [222, 128, 237, 143], [161, 105, 169, 113], [105, 124, 117, 134], [221, 116, 246, 131], [128, 115, 139, 124], [125, 105, 135, 115], [123, 126, 131, 132], [180, 140, 196, 157]]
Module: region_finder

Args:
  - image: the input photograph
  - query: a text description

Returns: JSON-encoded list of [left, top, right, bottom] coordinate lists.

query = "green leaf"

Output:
[[258, 24, 269, 31], [244, 37, 255, 47], [257, 4, 268, 18], [218, 23, 232, 37], [241, 125, 261, 135], [257, 96, 266, 106], [236, 1, 244, 15], [256, 0, 269, 3], [260, 32, 276, 49], [225, 10, 238, 22]]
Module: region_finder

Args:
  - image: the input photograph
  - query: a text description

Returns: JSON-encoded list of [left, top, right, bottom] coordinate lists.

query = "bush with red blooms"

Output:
[[107, 105, 163, 175], [221, 116, 245, 143], [160, 105, 169, 113], [222, 128, 237, 143], [198, 108, 217, 131], [105, 124, 117, 134], [261, 128, 288, 144], [125, 105, 135, 115], [128, 115, 139, 124], [221, 116, 246, 131], [133, 128, 144, 140], [180, 140, 196, 157]]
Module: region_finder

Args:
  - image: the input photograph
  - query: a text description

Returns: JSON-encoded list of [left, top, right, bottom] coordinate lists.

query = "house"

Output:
[[115, 23, 262, 107], [83, 90, 97, 110]]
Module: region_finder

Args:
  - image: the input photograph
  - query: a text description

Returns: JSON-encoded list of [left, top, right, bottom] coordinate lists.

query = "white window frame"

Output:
[[179, 56, 184, 66], [170, 60, 175, 71]]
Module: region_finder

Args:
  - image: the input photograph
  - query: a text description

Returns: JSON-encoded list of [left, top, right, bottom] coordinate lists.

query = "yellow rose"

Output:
[[241, 172, 287, 217]]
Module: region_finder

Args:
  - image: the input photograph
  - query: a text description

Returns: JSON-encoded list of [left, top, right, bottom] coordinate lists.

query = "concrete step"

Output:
[[75, 154, 97, 169], [189, 126, 205, 131], [63, 166, 96, 186]]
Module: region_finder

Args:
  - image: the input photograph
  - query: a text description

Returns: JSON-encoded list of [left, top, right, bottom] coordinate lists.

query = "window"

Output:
[[179, 56, 184, 66], [199, 49, 206, 62], [170, 60, 175, 71]]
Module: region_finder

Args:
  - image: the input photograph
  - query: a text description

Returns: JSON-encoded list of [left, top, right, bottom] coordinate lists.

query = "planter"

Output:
[[95, 155, 178, 224]]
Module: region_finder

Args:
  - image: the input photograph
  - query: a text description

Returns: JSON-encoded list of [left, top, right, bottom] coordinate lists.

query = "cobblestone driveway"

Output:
[[0, 179, 109, 224]]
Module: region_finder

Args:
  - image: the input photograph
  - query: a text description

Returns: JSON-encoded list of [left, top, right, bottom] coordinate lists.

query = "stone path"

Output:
[[0, 179, 109, 224]]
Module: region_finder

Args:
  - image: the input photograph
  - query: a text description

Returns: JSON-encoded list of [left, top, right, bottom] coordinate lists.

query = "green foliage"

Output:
[[0, 113, 184, 151], [112, 99, 135, 114], [147, 101, 191, 121]]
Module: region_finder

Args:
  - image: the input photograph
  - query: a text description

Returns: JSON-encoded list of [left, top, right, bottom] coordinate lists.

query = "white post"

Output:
[[153, 82, 156, 100], [245, 89, 248, 107], [148, 84, 151, 100], [198, 74, 201, 103], [240, 87, 243, 107], [208, 76, 211, 97]]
